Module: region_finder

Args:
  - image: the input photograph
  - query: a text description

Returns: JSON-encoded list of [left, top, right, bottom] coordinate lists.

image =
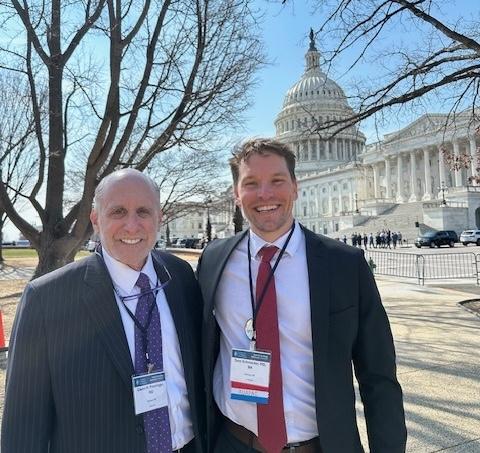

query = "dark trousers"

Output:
[[214, 426, 261, 453], [214, 424, 323, 453]]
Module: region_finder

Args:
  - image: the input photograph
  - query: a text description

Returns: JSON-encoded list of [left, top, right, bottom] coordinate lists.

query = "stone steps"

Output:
[[329, 202, 435, 242]]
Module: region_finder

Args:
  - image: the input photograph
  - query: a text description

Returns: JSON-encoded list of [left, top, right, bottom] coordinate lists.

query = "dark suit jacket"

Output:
[[197, 226, 406, 453], [2, 251, 205, 453]]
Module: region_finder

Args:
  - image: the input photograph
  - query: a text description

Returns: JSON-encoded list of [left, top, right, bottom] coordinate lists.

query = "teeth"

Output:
[[256, 205, 277, 212], [121, 239, 141, 244]]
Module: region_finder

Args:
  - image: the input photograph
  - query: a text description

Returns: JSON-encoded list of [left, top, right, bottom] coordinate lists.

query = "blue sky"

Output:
[[242, 0, 480, 140]]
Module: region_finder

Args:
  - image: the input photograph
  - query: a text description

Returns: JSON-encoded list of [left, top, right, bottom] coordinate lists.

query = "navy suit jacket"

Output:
[[2, 251, 205, 453], [197, 226, 406, 453]]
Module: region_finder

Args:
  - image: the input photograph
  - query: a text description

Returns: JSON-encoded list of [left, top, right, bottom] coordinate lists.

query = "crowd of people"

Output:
[[340, 230, 404, 249]]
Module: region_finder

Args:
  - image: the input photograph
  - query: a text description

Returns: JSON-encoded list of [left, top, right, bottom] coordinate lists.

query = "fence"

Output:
[[364, 250, 480, 285]]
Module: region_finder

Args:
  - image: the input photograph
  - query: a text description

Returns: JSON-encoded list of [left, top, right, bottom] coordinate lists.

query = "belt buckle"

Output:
[[286, 442, 302, 452]]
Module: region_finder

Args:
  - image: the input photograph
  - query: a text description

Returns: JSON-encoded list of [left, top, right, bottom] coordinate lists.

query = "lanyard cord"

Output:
[[113, 285, 159, 335], [247, 222, 295, 334], [94, 246, 172, 366]]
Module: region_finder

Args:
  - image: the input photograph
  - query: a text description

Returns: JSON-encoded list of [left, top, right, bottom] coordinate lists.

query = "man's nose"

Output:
[[257, 183, 273, 199], [124, 214, 141, 231]]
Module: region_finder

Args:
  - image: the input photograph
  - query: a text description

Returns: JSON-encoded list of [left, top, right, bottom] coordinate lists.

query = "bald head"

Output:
[[94, 169, 160, 212]]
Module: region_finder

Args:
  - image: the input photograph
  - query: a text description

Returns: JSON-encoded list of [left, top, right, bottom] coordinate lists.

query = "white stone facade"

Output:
[[276, 33, 480, 235]]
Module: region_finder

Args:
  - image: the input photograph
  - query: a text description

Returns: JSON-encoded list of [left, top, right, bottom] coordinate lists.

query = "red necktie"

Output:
[[256, 246, 287, 453]]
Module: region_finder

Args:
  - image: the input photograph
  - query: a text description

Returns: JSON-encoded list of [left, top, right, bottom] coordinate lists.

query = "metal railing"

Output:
[[466, 185, 480, 192], [365, 250, 480, 285], [423, 200, 468, 208]]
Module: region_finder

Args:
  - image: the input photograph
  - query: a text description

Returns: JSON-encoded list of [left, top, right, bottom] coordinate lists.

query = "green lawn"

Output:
[[1, 248, 90, 260], [1, 248, 38, 259]]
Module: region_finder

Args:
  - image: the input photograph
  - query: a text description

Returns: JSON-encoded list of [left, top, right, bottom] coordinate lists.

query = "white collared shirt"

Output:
[[102, 248, 194, 450], [213, 221, 318, 442]]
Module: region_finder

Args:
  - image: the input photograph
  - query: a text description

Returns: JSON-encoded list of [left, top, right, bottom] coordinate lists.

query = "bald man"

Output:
[[2, 169, 205, 453]]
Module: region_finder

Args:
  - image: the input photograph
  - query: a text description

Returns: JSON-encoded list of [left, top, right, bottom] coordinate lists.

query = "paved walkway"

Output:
[[0, 263, 35, 280], [356, 278, 480, 452]]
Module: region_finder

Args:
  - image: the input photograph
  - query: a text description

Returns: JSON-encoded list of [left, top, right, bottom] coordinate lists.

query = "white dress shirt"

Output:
[[102, 248, 194, 450], [213, 221, 319, 443]]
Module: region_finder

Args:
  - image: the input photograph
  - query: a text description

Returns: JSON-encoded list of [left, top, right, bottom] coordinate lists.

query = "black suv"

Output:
[[415, 230, 459, 248]]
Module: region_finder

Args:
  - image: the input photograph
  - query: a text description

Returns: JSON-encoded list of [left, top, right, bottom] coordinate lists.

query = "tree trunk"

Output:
[[32, 232, 80, 279], [0, 218, 4, 263], [233, 205, 243, 233], [206, 217, 212, 242], [166, 223, 171, 246]]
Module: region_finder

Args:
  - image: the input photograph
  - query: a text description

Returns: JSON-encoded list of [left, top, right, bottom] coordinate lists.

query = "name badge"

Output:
[[230, 348, 271, 404], [132, 371, 168, 415]]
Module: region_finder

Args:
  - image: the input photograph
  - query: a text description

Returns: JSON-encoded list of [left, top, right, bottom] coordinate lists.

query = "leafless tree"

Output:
[[285, 0, 480, 178], [0, 0, 264, 276], [147, 145, 228, 224], [0, 72, 39, 262]]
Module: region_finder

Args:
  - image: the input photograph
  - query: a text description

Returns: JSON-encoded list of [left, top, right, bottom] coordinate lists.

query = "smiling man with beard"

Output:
[[197, 138, 406, 453], [2, 169, 205, 453]]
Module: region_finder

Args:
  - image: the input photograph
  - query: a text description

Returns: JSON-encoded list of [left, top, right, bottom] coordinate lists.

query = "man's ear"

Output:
[[233, 184, 241, 207], [90, 209, 99, 233]]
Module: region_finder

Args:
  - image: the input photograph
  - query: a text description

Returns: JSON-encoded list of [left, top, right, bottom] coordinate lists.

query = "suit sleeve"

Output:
[[1, 283, 54, 453], [352, 252, 407, 453]]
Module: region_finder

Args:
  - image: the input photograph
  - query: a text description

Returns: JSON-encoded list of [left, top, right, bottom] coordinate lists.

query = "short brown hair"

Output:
[[229, 138, 296, 185]]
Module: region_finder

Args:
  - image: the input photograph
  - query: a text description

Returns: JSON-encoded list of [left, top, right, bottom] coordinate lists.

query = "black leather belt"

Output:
[[224, 418, 321, 452]]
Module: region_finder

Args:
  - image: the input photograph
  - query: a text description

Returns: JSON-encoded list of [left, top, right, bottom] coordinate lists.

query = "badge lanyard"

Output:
[[95, 246, 172, 372], [246, 222, 295, 350]]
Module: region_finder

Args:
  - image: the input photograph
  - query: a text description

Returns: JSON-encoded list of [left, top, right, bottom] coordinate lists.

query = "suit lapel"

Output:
[[201, 232, 247, 314], [82, 254, 134, 390], [303, 227, 331, 397], [152, 253, 186, 344]]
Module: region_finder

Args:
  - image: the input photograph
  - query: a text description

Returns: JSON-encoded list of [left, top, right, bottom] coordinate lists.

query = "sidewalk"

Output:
[[356, 277, 480, 452]]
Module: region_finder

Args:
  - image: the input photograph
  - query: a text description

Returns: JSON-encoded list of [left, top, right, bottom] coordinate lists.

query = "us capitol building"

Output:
[[167, 33, 480, 241], [276, 33, 480, 238]]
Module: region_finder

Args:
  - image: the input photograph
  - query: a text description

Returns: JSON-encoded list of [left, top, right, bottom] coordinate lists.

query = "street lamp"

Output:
[[438, 181, 448, 205], [205, 197, 212, 242]]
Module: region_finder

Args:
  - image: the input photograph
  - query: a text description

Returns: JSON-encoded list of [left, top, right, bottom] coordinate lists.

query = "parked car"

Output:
[[85, 240, 97, 252], [183, 238, 201, 249], [155, 239, 167, 250], [460, 229, 480, 246], [414, 230, 458, 248], [15, 239, 31, 248]]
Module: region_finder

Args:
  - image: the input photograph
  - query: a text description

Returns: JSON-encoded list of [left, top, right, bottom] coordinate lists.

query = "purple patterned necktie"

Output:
[[135, 272, 172, 453]]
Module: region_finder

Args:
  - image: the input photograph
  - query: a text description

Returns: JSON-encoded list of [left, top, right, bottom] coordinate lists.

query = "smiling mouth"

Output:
[[120, 238, 142, 244], [255, 205, 279, 212]]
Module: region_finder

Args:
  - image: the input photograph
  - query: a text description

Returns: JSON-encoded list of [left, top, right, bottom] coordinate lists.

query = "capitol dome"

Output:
[[283, 72, 348, 109], [275, 30, 366, 177]]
